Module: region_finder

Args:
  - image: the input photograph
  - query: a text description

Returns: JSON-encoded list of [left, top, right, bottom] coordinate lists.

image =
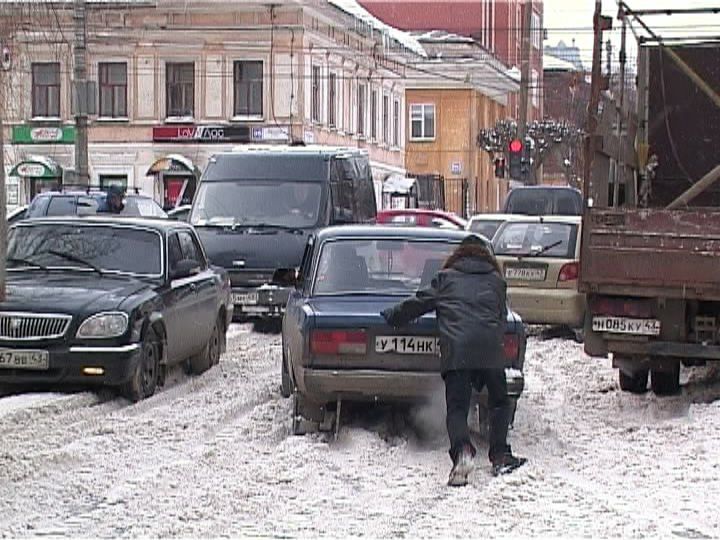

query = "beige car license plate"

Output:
[[505, 266, 546, 281], [375, 336, 439, 354], [592, 316, 661, 336], [0, 349, 50, 370]]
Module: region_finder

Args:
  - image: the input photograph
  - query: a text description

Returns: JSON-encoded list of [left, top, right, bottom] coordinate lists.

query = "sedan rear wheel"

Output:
[[121, 329, 160, 402], [281, 346, 292, 398]]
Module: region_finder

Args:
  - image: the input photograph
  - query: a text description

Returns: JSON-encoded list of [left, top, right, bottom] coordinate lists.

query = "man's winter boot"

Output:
[[448, 445, 475, 487], [491, 450, 527, 476]]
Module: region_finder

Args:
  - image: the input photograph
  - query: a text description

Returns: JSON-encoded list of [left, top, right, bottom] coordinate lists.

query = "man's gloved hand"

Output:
[[381, 308, 395, 327]]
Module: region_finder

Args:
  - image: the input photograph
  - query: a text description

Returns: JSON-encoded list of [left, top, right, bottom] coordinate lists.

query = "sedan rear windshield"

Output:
[[7, 224, 162, 276], [313, 239, 456, 296], [493, 222, 578, 258], [468, 219, 504, 240]]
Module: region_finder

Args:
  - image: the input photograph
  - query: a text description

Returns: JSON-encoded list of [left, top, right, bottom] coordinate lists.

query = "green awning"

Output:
[[9, 155, 62, 179]]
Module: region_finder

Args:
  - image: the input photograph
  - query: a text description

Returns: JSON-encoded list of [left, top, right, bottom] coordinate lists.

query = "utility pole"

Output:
[[73, 0, 89, 186], [0, 52, 6, 302], [583, 0, 611, 199], [612, 10, 627, 207], [518, 0, 533, 184]]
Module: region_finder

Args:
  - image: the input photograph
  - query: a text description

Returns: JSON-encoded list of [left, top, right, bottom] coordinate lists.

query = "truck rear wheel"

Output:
[[618, 369, 648, 394], [650, 364, 680, 396]]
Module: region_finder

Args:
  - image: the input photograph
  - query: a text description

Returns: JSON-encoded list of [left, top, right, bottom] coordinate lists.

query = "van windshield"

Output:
[[190, 181, 323, 229]]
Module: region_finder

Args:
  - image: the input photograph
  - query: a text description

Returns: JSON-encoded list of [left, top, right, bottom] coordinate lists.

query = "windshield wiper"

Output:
[[529, 240, 563, 257], [47, 249, 104, 275], [7, 257, 48, 271]]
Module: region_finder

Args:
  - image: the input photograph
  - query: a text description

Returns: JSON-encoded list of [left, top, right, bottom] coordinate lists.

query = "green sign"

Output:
[[12, 125, 76, 144], [9, 156, 62, 179]]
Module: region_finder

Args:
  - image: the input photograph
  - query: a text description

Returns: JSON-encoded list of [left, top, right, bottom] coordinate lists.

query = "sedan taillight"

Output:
[[310, 330, 367, 355], [503, 334, 519, 361], [558, 262, 579, 282]]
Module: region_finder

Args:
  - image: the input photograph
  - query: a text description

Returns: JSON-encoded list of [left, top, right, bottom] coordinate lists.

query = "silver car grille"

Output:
[[0, 313, 72, 340]]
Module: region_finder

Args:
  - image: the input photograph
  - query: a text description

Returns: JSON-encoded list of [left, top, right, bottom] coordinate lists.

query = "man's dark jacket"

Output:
[[382, 257, 507, 374]]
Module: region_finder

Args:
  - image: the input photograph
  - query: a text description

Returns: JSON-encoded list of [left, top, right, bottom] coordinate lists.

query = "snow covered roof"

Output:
[[544, 54, 577, 72], [410, 30, 476, 44], [328, 0, 427, 57]]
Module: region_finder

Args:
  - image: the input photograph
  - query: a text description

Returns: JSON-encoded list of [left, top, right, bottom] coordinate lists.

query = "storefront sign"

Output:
[[252, 126, 290, 142], [451, 162, 463, 175], [15, 163, 47, 177], [153, 125, 251, 143], [12, 125, 76, 144]]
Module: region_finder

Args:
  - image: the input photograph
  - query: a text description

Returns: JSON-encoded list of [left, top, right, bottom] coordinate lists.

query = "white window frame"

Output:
[[311, 64, 321, 124], [409, 103, 436, 141], [328, 72, 337, 128], [232, 59, 264, 121], [393, 97, 401, 147], [370, 89, 378, 141], [357, 83, 367, 137], [531, 12, 542, 50], [382, 93, 390, 144]]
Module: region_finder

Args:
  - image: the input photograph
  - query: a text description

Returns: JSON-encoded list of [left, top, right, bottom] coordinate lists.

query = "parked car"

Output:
[[6, 205, 27, 225], [277, 225, 526, 435], [376, 208, 467, 229], [1, 217, 232, 401], [23, 190, 168, 220], [191, 145, 377, 320], [168, 205, 192, 221], [493, 216, 585, 328], [503, 186, 582, 216], [466, 213, 523, 241]]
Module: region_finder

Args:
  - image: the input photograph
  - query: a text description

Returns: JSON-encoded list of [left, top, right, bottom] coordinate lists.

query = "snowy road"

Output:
[[1, 324, 719, 538]]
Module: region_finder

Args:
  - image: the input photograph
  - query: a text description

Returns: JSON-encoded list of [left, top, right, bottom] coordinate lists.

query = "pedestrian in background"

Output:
[[382, 234, 526, 486]]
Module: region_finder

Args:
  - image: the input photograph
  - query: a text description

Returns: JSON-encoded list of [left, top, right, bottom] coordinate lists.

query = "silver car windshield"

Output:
[[313, 239, 456, 296], [7, 223, 163, 276]]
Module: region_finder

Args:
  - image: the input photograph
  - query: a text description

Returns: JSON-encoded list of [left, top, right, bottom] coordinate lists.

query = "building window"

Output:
[[357, 83, 366, 136], [98, 62, 127, 118], [32, 63, 60, 118], [311, 65, 321, 123], [531, 12, 542, 49], [166, 62, 195, 118], [531, 69, 539, 107], [234, 60, 263, 118], [393, 98, 400, 147], [370, 90, 378, 140], [410, 103, 435, 140], [99, 174, 128, 191], [382, 95, 390, 143], [328, 73, 337, 128]]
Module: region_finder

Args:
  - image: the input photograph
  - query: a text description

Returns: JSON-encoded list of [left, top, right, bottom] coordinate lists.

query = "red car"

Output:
[[376, 209, 467, 230]]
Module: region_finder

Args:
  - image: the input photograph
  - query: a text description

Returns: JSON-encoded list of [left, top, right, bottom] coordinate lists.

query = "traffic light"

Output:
[[508, 138, 523, 180], [493, 157, 505, 178]]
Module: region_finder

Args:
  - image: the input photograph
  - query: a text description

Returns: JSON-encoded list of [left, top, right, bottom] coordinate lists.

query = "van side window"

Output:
[[330, 159, 354, 223], [353, 157, 376, 222]]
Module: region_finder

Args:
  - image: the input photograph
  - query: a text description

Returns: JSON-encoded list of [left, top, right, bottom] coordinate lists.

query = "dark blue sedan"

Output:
[[277, 226, 526, 435]]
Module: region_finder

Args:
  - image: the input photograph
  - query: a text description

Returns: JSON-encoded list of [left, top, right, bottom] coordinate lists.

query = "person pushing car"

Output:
[[381, 234, 526, 486]]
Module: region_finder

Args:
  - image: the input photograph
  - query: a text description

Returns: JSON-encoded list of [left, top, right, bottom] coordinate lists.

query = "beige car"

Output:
[[493, 216, 585, 327]]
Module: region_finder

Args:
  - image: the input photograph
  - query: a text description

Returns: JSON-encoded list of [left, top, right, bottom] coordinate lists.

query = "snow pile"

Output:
[[0, 328, 719, 537]]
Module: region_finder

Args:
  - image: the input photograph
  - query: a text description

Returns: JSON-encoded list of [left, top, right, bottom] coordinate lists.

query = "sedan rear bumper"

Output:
[[508, 287, 586, 327], [0, 344, 141, 387], [299, 367, 525, 403]]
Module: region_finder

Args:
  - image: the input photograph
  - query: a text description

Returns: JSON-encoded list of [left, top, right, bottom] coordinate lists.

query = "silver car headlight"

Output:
[[76, 312, 129, 339]]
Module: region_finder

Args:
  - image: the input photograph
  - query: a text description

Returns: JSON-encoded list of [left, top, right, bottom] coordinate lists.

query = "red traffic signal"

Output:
[[509, 139, 523, 153]]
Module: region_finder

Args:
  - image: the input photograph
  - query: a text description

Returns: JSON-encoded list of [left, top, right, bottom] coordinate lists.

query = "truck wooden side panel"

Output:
[[580, 208, 720, 299]]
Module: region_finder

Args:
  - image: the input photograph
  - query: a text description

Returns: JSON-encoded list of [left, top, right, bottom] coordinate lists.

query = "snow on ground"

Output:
[[0, 325, 719, 538]]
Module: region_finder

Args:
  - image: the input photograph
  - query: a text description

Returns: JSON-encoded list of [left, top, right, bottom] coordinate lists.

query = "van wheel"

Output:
[[651, 364, 680, 396], [618, 369, 648, 394]]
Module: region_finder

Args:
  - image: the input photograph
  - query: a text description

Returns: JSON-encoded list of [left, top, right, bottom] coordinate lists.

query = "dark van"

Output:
[[503, 186, 582, 216], [190, 145, 377, 318]]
